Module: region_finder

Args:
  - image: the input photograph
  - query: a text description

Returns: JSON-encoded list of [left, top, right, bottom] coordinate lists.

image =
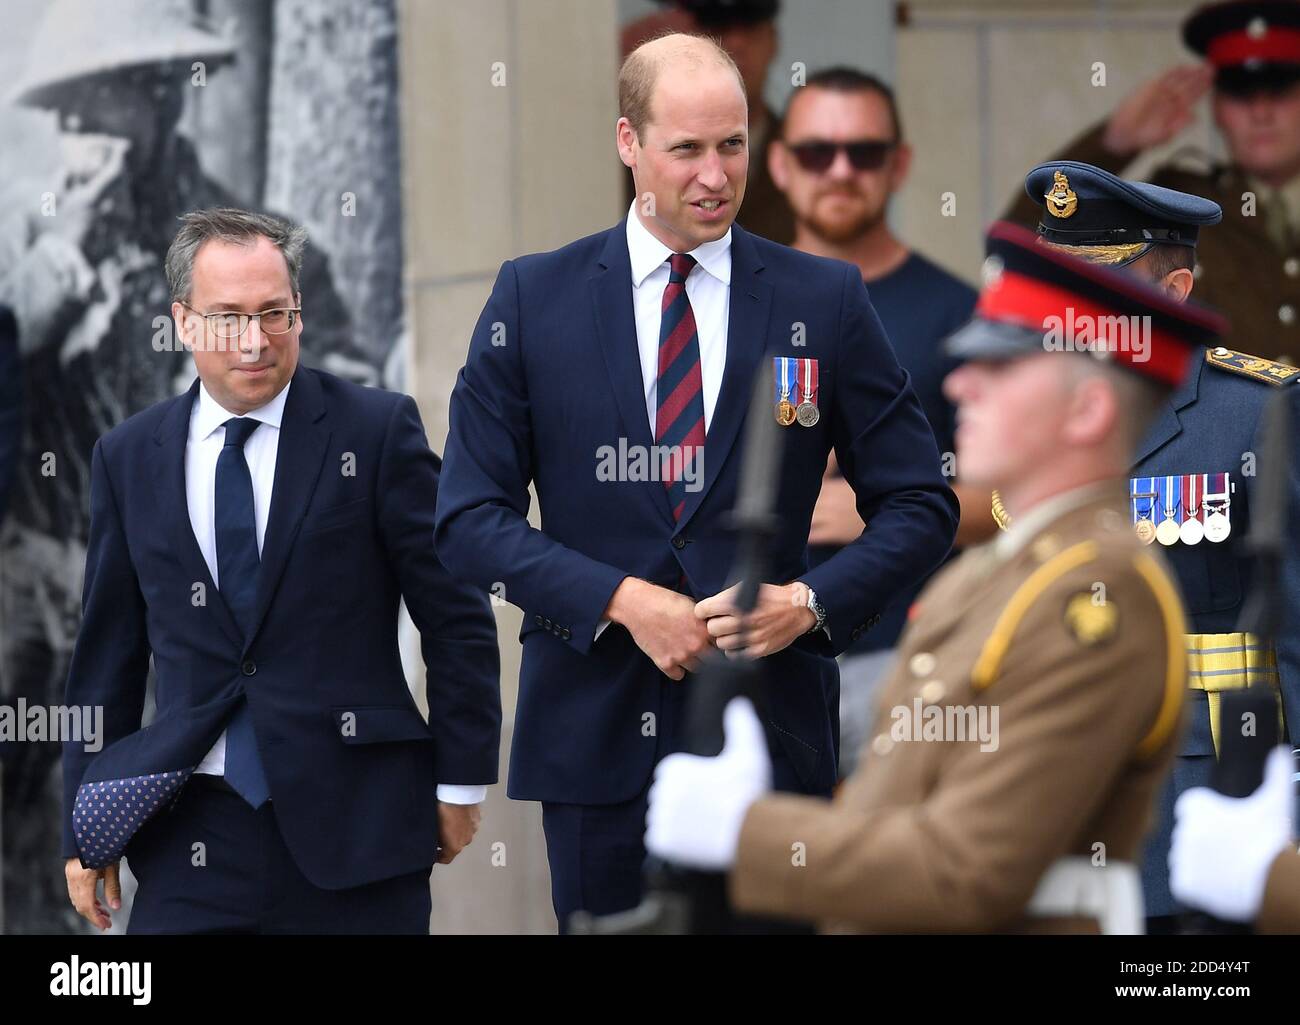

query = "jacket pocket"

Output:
[[303, 497, 372, 535], [330, 704, 433, 744]]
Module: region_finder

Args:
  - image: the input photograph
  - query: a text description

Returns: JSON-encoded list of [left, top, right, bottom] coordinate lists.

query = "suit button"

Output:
[[1286, 257, 1300, 277], [534, 614, 543, 626], [850, 626, 863, 640], [561, 628, 571, 640], [241, 660, 257, 676], [909, 652, 936, 677], [1281, 304, 1296, 326], [920, 680, 946, 704], [871, 734, 894, 757], [672, 536, 686, 550]]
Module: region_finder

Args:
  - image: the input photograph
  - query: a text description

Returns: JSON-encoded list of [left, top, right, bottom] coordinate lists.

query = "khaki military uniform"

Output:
[[729, 485, 1188, 933], [1005, 120, 1300, 364], [1257, 849, 1300, 933]]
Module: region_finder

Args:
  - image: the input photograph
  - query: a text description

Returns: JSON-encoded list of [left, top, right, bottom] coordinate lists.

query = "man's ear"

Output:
[[1162, 267, 1195, 302], [616, 117, 639, 170], [767, 138, 790, 191], [171, 301, 195, 352], [1064, 371, 1121, 447], [888, 141, 913, 193]]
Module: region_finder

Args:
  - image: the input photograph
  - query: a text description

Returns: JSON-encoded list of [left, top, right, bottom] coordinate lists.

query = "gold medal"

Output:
[[1155, 517, 1181, 546], [776, 399, 796, 426]]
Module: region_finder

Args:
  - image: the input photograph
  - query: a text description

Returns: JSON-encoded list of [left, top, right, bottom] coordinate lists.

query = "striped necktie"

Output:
[[655, 253, 706, 522]]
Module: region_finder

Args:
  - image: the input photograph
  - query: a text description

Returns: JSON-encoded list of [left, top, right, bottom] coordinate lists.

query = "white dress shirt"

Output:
[[595, 206, 734, 641], [625, 200, 731, 434], [186, 379, 482, 804]]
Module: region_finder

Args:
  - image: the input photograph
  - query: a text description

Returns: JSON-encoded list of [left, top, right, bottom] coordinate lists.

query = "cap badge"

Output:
[[1045, 170, 1078, 219]]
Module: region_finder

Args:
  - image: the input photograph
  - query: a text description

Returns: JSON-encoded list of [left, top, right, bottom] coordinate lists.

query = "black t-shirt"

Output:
[[808, 251, 977, 655]]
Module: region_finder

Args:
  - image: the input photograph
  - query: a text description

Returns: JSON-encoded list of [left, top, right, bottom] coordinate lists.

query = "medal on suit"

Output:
[[1179, 473, 1204, 545], [1155, 474, 1182, 546], [1202, 471, 1232, 543], [795, 357, 820, 427], [774, 357, 796, 426], [1130, 476, 1157, 544]]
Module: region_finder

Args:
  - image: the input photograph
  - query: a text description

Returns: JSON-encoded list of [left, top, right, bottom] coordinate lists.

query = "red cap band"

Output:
[[975, 270, 1193, 387], [1207, 25, 1300, 67]]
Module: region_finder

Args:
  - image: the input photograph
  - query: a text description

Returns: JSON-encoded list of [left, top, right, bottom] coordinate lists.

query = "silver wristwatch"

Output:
[[802, 583, 827, 633]]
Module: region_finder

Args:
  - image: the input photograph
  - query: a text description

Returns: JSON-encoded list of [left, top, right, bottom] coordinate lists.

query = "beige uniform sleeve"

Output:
[[729, 553, 1185, 932], [1257, 848, 1300, 934]]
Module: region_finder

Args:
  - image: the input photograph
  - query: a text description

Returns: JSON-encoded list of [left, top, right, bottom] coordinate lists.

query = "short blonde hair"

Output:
[[618, 31, 745, 141]]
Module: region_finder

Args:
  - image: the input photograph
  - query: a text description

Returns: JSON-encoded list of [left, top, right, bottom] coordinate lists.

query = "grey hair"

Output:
[[166, 207, 307, 302]]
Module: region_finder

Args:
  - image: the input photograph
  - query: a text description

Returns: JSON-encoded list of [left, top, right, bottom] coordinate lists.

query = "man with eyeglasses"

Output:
[[0, 0, 373, 931], [60, 208, 501, 934], [768, 67, 993, 775]]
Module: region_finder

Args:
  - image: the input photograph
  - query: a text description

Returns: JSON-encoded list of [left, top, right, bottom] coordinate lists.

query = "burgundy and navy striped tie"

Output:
[[655, 253, 706, 522]]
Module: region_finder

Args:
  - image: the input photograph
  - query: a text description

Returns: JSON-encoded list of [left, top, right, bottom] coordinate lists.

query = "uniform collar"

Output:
[[192, 375, 292, 442], [625, 201, 732, 288], [993, 480, 1116, 562]]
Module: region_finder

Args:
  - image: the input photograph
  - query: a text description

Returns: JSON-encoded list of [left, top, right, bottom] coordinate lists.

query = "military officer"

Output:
[[1005, 1, 1300, 363], [645, 221, 1222, 933], [1017, 160, 1300, 931]]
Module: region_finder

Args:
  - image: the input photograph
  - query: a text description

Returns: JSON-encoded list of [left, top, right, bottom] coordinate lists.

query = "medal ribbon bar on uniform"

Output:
[[1180, 473, 1204, 545], [1156, 474, 1183, 545], [1203, 470, 1232, 542], [795, 357, 819, 427], [1130, 475, 1158, 543]]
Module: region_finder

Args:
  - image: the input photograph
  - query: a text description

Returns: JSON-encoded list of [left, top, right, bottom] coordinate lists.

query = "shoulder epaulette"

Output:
[[1206, 346, 1300, 386]]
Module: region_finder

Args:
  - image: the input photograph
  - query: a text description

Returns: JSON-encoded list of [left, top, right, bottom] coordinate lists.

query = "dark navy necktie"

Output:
[[215, 417, 270, 808], [71, 416, 271, 866], [655, 253, 706, 522]]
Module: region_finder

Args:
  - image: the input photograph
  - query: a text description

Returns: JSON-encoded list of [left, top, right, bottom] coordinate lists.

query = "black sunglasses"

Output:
[[787, 139, 897, 173]]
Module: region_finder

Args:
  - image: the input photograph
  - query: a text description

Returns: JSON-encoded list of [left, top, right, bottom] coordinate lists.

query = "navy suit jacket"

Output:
[[61, 365, 501, 890], [0, 306, 19, 524], [435, 221, 958, 804]]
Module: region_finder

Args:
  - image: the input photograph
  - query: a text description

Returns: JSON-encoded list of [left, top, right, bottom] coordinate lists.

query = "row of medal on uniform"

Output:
[[774, 356, 820, 428], [1130, 473, 1233, 546]]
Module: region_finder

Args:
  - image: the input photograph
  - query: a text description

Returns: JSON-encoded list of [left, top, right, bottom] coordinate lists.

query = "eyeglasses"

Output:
[[787, 139, 897, 173], [180, 303, 301, 339]]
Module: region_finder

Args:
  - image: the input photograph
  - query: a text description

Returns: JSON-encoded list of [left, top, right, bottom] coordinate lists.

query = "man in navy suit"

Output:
[[435, 33, 958, 929], [61, 208, 500, 934]]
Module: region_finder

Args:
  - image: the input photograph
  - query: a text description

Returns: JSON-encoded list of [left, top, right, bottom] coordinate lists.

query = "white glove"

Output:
[[1169, 746, 1296, 922], [645, 697, 773, 870]]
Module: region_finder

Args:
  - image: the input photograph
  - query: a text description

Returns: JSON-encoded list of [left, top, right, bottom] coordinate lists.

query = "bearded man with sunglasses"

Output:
[[60, 208, 501, 934], [770, 67, 993, 775]]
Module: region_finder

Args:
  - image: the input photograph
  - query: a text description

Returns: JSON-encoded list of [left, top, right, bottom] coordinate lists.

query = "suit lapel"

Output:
[[1132, 356, 1203, 466], [244, 365, 330, 648], [676, 224, 772, 531], [590, 223, 676, 527], [151, 378, 244, 651]]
